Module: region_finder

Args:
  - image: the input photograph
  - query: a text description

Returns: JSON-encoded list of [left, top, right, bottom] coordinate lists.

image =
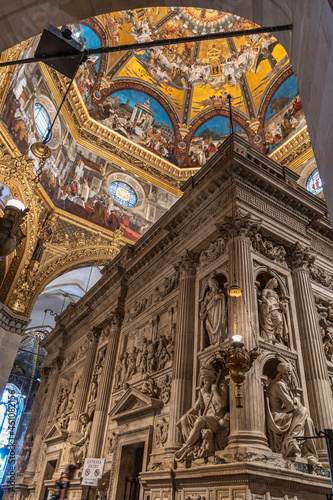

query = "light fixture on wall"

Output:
[[0, 199, 29, 257], [219, 334, 259, 408]]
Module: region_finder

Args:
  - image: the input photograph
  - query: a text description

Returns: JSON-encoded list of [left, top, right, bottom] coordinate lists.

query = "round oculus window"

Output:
[[109, 181, 137, 207], [34, 103, 52, 142]]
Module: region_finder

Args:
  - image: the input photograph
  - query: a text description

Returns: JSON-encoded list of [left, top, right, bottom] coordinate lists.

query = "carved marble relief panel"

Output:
[[114, 305, 176, 392], [53, 373, 81, 430], [250, 230, 287, 267], [315, 297, 333, 364]]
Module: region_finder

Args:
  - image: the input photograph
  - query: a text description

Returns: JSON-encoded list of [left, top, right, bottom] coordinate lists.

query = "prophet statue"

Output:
[[175, 363, 229, 462], [266, 363, 319, 465], [199, 276, 226, 345], [259, 278, 289, 345]]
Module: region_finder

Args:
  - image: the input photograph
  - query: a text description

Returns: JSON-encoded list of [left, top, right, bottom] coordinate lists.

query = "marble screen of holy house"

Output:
[[0, 7, 314, 244]]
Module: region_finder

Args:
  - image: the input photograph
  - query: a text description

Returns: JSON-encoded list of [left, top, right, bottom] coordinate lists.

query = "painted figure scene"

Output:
[[264, 75, 305, 154]]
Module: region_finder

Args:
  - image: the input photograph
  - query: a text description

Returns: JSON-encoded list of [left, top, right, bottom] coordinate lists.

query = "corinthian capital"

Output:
[[87, 327, 101, 344], [288, 242, 316, 270], [174, 249, 199, 278], [217, 209, 261, 241], [108, 311, 124, 332]]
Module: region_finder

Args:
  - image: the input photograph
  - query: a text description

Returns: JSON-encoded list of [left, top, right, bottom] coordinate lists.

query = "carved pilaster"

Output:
[[166, 250, 198, 451], [290, 243, 333, 460], [24, 359, 62, 477], [87, 312, 123, 458], [69, 328, 101, 433]]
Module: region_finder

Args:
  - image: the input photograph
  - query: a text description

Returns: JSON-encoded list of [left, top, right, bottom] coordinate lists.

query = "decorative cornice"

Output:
[[0, 301, 30, 334]]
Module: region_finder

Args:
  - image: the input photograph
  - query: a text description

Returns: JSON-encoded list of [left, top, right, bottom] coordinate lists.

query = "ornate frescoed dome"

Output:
[[66, 7, 299, 168]]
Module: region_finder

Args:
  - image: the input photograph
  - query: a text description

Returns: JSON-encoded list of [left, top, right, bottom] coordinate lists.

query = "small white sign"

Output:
[[82, 458, 105, 481], [81, 478, 98, 486]]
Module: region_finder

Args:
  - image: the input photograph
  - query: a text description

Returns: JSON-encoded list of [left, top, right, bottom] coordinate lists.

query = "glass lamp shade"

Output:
[[6, 199, 25, 211]]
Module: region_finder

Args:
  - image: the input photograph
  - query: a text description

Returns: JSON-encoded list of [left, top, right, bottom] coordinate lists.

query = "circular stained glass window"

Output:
[[109, 181, 137, 207], [306, 169, 323, 196], [34, 103, 52, 142]]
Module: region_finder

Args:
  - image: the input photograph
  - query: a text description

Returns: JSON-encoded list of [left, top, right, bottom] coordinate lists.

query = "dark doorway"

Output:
[[43, 460, 57, 500], [115, 442, 145, 500]]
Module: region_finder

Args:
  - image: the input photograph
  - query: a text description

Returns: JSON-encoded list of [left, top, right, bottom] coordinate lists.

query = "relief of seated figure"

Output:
[[266, 362, 319, 465], [175, 363, 229, 462], [69, 412, 92, 467]]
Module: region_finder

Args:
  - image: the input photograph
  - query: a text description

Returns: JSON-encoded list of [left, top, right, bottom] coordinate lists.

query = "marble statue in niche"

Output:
[[114, 357, 123, 390], [155, 417, 169, 446], [54, 386, 70, 417], [199, 275, 227, 345], [136, 336, 148, 374], [316, 298, 333, 362], [16, 433, 33, 473], [68, 378, 80, 411], [175, 363, 229, 461], [89, 346, 107, 402], [69, 412, 92, 467], [259, 277, 289, 346], [265, 362, 319, 465], [126, 345, 137, 380]]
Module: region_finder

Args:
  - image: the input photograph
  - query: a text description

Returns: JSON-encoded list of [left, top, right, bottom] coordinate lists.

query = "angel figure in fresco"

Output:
[[266, 363, 319, 465], [254, 36, 279, 72], [175, 363, 229, 462], [199, 276, 226, 345]]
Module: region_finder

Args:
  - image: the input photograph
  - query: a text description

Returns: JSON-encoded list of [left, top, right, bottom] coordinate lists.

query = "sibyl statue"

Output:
[[259, 277, 289, 345], [69, 412, 92, 467], [175, 363, 229, 461], [266, 363, 319, 465], [199, 276, 226, 345]]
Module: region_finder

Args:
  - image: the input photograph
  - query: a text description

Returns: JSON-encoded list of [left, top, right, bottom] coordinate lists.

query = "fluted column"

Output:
[[226, 234, 269, 450], [290, 244, 333, 459], [24, 358, 62, 477], [87, 313, 123, 458], [218, 210, 269, 451], [166, 250, 198, 451], [69, 329, 100, 433]]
